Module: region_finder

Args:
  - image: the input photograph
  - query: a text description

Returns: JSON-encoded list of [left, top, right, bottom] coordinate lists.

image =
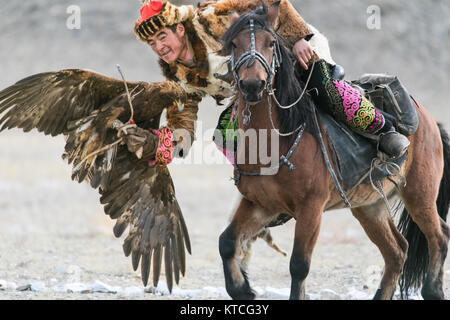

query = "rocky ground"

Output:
[[0, 0, 448, 300], [0, 130, 448, 300]]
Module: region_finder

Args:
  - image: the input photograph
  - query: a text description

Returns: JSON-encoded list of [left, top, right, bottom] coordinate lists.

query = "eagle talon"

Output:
[[117, 123, 137, 138]]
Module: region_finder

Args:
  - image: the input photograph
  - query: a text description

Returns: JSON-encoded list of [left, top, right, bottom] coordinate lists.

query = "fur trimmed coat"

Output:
[[161, 0, 335, 156]]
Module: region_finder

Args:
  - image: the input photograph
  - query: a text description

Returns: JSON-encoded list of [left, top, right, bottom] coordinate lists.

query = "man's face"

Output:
[[147, 24, 186, 64]]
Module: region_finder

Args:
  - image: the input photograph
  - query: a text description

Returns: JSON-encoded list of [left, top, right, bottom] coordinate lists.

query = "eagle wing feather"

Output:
[[0, 69, 190, 292]]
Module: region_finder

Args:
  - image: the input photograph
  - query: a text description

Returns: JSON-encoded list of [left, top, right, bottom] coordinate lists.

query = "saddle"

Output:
[[318, 74, 418, 192], [352, 74, 418, 136]]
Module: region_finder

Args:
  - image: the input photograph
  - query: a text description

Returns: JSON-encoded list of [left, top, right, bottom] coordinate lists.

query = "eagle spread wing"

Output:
[[0, 69, 191, 291]]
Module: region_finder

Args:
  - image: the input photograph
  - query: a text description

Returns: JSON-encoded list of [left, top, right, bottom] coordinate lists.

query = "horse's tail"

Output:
[[398, 122, 450, 299]]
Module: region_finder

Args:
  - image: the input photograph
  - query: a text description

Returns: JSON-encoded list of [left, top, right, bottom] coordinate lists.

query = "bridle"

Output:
[[230, 18, 313, 136], [229, 16, 351, 206], [229, 18, 306, 185], [230, 18, 282, 94]]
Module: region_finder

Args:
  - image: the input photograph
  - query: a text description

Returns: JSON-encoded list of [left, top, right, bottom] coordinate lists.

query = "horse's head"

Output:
[[222, 1, 311, 135], [222, 1, 282, 104]]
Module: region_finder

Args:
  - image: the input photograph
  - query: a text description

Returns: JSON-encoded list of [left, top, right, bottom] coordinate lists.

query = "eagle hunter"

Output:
[[0, 69, 192, 292]]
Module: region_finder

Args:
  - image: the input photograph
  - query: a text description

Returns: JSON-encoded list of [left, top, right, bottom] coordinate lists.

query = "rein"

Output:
[[267, 58, 316, 110], [231, 18, 307, 184], [229, 17, 352, 208], [231, 18, 312, 136]]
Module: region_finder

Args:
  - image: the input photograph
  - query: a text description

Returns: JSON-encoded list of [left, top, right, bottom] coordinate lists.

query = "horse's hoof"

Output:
[[229, 288, 256, 300], [227, 282, 256, 300], [421, 283, 445, 300], [372, 289, 394, 300]]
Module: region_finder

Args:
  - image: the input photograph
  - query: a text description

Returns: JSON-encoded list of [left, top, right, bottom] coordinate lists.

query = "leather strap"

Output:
[[312, 107, 352, 207]]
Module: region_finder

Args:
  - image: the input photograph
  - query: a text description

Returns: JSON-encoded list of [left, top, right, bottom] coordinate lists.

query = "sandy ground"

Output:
[[0, 129, 448, 300]]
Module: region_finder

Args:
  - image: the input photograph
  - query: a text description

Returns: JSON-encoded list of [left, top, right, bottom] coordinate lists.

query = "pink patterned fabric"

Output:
[[216, 145, 236, 166], [333, 80, 361, 122], [149, 127, 174, 165], [365, 108, 385, 134]]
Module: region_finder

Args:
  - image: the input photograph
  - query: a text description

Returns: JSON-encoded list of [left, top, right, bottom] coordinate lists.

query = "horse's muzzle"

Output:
[[239, 79, 266, 103]]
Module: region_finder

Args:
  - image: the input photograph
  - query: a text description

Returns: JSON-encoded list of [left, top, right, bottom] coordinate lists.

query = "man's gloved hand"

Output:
[[119, 126, 158, 160]]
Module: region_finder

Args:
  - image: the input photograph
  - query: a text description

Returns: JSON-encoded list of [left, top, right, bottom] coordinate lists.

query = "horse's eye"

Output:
[[231, 42, 237, 48], [270, 41, 276, 48]]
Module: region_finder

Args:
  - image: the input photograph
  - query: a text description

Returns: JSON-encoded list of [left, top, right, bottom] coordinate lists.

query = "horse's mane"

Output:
[[222, 7, 315, 137]]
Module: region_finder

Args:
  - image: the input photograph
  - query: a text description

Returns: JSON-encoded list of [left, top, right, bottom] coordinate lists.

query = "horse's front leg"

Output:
[[289, 202, 323, 300], [219, 197, 276, 300]]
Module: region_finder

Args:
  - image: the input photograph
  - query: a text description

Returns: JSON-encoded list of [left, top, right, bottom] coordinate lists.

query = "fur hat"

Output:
[[134, 0, 195, 42]]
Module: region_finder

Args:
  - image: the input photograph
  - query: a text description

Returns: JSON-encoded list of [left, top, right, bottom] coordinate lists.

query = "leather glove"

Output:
[[119, 126, 158, 160]]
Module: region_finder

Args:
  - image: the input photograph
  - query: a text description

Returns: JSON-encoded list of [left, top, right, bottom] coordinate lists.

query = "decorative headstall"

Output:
[[230, 18, 308, 136], [230, 18, 282, 96]]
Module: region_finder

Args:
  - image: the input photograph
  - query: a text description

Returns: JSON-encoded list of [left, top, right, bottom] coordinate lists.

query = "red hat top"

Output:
[[134, 1, 195, 41], [138, 1, 164, 23]]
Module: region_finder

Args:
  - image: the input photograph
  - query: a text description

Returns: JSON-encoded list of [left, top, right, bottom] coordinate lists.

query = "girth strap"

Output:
[[312, 107, 352, 207], [233, 123, 305, 185]]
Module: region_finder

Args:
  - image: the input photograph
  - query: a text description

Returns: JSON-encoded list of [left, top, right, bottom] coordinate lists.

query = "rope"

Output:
[[266, 57, 316, 137], [368, 156, 407, 215], [116, 64, 135, 124], [267, 96, 305, 136], [268, 57, 316, 110], [76, 65, 141, 167], [74, 138, 124, 172]]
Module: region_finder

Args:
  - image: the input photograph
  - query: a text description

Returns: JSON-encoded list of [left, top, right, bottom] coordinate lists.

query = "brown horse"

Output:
[[218, 2, 449, 300]]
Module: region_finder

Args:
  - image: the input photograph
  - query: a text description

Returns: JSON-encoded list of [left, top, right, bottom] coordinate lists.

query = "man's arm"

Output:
[[121, 90, 201, 163], [166, 92, 202, 158], [202, 0, 315, 69], [209, 0, 313, 43], [268, 0, 313, 45]]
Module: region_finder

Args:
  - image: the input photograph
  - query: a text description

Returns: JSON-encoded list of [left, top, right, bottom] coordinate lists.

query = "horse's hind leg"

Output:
[[351, 198, 408, 300], [397, 118, 450, 299], [400, 177, 449, 299], [219, 197, 277, 300]]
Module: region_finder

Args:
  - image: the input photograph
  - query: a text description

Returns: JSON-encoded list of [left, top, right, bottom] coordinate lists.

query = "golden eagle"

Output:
[[0, 69, 191, 292]]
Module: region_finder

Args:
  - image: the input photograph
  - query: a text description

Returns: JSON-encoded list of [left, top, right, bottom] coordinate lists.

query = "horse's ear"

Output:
[[266, 1, 281, 29], [227, 10, 240, 24]]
